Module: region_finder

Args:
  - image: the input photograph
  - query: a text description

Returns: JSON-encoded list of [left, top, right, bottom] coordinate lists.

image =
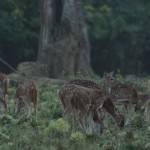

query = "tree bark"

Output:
[[38, 0, 93, 78], [76, 1, 94, 76]]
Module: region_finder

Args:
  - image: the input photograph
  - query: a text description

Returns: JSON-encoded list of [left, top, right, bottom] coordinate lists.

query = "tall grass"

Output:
[[0, 76, 150, 150]]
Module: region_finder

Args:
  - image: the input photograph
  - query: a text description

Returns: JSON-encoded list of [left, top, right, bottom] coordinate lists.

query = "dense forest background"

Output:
[[0, 0, 150, 76]]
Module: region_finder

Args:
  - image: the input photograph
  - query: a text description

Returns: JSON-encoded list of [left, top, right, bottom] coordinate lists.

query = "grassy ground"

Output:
[[0, 75, 150, 150]]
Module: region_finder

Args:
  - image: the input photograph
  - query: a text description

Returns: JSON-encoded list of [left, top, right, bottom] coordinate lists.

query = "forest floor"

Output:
[[0, 74, 150, 150]]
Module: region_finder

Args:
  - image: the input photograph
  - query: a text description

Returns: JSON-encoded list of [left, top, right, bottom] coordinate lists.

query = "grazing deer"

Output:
[[67, 78, 124, 127], [98, 97, 124, 128], [66, 79, 101, 122], [58, 83, 124, 135], [59, 83, 104, 135], [14, 80, 38, 117], [59, 83, 102, 120], [101, 72, 140, 119], [0, 73, 9, 111]]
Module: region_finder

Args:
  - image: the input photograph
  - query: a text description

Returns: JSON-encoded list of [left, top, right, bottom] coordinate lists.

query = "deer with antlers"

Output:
[[0, 73, 9, 111], [14, 80, 38, 117]]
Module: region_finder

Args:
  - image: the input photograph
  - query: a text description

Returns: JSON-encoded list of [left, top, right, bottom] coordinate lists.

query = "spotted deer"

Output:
[[0, 73, 9, 111], [67, 78, 124, 126], [101, 72, 140, 119], [58, 83, 124, 135], [14, 80, 38, 117]]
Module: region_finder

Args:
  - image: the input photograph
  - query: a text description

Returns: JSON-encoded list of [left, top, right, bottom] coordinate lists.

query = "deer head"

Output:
[[100, 97, 125, 128], [102, 71, 118, 96]]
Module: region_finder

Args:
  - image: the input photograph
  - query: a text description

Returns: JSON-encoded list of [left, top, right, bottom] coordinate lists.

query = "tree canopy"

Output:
[[0, 0, 39, 73], [0, 0, 150, 76]]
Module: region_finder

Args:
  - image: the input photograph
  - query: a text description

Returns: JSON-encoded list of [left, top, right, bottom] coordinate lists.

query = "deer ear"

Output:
[[103, 71, 107, 78], [109, 71, 114, 76]]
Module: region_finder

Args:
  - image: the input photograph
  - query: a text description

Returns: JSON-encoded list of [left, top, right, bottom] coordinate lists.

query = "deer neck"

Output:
[[146, 88, 150, 96], [101, 84, 112, 96]]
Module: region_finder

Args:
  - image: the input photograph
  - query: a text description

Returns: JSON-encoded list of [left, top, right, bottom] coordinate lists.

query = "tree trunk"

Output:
[[38, 0, 93, 78], [76, 1, 94, 76]]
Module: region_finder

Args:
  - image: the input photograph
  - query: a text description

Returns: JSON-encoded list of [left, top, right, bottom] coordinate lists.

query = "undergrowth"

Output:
[[0, 75, 150, 150]]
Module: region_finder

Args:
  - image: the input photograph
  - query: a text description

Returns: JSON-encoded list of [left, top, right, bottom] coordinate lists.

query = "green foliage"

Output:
[[0, 76, 149, 149], [129, 113, 146, 129], [44, 118, 70, 136], [0, 0, 39, 73], [1, 0, 150, 76], [70, 131, 86, 142], [84, 1, 150, 75]]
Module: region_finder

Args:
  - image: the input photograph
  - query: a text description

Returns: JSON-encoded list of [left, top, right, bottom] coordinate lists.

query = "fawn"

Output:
[[14, 80, 38, 117]]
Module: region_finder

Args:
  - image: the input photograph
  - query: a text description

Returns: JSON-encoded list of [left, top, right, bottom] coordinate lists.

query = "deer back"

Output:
[[59, 83, 101, 110], [110, 84, 139, 104], [15, 80, 38, 103], [67, 79, 101, 90]]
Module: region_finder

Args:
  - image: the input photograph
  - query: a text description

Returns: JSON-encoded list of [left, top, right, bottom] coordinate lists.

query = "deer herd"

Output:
[[0, 73, 38, 118], [59, 72, 150, 135], [0, 72, 150, 136]]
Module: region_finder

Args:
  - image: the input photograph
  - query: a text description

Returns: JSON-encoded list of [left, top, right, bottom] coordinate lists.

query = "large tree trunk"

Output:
[[76, 1, 94, 76], [38, 0, 93, 78]]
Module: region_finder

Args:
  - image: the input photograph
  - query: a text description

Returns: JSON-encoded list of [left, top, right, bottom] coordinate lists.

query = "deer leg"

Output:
[[4, 95, 8, 111], [86, 111, 94, 135], [125, 102, 133, 124], [72, 108, 79, 128], [78, 109, 93, 135], [27, 105, 32, 118], [23, 98, 32, 118], [33, 101, 38, 118], [78, 111, 87, 132], [62, 105, 72, 121], [93, 120, 103, 136], [15, 102, 19, 113], [1, 102, 5, 111], [144, 102, 150, 121]]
